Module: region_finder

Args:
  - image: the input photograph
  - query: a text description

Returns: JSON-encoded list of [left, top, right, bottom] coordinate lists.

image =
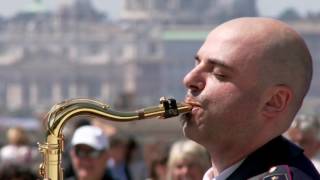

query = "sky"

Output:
[[0, 0, 320, 19]]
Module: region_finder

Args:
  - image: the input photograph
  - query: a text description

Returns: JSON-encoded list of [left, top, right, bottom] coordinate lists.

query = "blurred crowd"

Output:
[[0, 113, 320, 180]]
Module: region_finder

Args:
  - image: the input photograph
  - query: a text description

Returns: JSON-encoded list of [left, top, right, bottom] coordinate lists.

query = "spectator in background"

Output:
[[166, 140, 210, 180], [64, 118, 92, 178], [107, 133, 132, 180], [0, 163, 38, 180], [286, 114, 320, 171], [67, 125, 115, 180], [0, 127, 38, 167], [147, 145, 169, 180], [143, 140, 170, 180], [125, 137, 148, 180]]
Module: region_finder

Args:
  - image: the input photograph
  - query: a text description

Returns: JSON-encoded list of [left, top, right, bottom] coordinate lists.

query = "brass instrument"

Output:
[[38, 97, 192, 180]]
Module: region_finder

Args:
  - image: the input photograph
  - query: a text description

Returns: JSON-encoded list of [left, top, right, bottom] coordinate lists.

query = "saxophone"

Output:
[[38, 97, 192, 180]]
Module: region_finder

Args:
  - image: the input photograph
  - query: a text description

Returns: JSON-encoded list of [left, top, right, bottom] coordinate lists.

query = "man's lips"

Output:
[[191, 106, 200, 115], [184, 98, 202, 118], [184, 98, 202, 108]]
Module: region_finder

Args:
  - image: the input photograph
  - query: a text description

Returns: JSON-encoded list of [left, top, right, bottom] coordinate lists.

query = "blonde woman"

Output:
[[167, 140, 210, 180]]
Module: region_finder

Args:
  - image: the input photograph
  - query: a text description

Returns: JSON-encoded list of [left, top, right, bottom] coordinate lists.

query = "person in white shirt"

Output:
[[0, 127, 38, 166], [181, 17, 319, 179]]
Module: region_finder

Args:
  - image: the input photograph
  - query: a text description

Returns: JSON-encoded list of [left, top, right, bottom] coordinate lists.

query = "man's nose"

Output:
[[183, 67, 205, 92]]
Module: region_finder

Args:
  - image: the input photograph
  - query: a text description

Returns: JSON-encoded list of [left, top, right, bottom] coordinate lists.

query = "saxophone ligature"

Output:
[[38, 97, 192, 180]]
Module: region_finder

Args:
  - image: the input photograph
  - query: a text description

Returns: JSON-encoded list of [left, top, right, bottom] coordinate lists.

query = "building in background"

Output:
[[0, 0, 319, 116]]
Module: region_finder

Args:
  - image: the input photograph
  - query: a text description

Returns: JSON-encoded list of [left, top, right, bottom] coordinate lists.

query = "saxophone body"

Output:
[[38, 97, 192, 180]]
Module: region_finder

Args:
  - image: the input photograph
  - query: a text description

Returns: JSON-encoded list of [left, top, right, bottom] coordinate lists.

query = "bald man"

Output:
[[182, 17, 320, 179]]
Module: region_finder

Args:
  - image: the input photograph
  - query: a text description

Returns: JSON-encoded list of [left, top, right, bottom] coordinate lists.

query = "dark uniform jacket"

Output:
[[226, 136, 320, 180]]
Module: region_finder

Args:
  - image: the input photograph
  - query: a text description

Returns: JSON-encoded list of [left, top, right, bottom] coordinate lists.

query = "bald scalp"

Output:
[[212, 17, 313, 115]]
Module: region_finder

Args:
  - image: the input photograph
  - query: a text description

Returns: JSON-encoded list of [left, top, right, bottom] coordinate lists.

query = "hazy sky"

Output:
[[1, 0, 320, 19]]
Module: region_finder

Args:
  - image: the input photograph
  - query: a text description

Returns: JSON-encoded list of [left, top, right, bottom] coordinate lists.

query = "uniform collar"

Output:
[[203, 159, 245, 180], [227, 136, 304, 180]]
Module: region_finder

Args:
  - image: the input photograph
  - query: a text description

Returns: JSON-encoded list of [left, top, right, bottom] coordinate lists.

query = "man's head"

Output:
[[286, 114, 320, 158], [70, 125, 109, 180], [182, 17, 312, 150]]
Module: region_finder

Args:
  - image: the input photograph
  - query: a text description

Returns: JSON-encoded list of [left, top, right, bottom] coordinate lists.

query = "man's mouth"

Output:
[[184, 97, 202, 108], [181, 98, 202, 123], [191, 106, 201, 115], [185, 99, 202, 114]]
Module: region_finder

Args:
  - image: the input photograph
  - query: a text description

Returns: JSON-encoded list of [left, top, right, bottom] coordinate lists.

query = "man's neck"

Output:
[[206, 136, 269, 176]]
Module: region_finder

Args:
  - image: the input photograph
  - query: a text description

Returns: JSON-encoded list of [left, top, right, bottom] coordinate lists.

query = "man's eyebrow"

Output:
[[194, 55, 235, 72], [208, 58, 236, 72], [196, 55, 235, 72], [208, 58, 230, 68]]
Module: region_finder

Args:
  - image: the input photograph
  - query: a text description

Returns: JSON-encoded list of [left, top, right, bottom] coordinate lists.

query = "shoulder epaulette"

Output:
[[248, 165, 313, 180]]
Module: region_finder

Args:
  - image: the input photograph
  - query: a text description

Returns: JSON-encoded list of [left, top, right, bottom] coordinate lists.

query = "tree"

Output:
[[278, 8, 301, 21]]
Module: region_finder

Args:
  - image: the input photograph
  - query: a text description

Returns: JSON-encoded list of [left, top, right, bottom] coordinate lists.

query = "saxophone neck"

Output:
[[45, 97, 192, 139]]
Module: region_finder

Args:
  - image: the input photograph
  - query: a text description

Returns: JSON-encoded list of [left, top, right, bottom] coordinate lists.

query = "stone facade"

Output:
[[0, 0, 319, 115]]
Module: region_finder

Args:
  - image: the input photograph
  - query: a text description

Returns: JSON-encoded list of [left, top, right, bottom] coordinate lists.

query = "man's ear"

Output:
[[261, 85, 292, 119]]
